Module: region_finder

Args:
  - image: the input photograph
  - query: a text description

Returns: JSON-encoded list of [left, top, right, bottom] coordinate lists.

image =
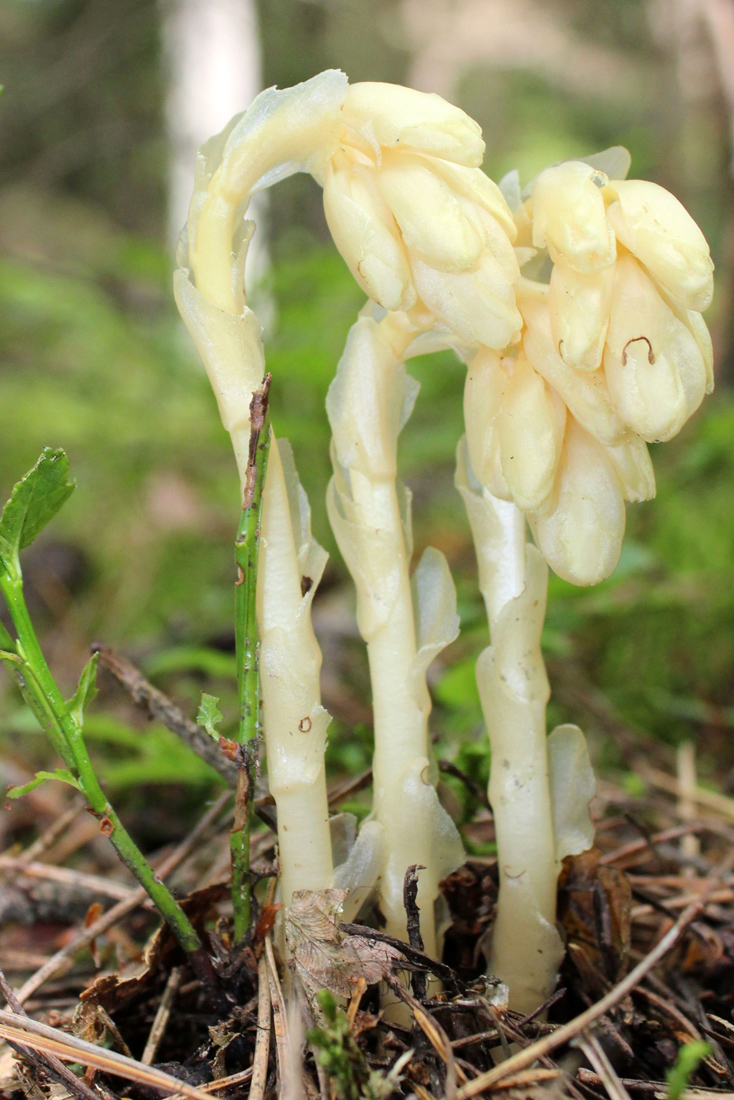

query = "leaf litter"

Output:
[[4, 660, 734, 1099]]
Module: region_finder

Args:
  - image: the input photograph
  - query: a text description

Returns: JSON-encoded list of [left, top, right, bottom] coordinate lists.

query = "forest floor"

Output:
[[2, 648, 734, 1100]]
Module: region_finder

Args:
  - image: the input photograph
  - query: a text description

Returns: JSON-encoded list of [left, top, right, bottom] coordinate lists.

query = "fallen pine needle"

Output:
[[0, 1009, 215, 1100]]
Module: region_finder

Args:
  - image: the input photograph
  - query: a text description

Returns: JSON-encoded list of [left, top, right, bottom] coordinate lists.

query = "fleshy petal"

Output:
[[378, 151, 484, 272], [415, 156, 518, 240], [410, 239, 521, 349], [604, 256, 707, 442], [605, 179, 714, 311], [549, 262, 614, 371], [603, 433, 656, 503], [323, 156, 416, 311], [534, 419, 626, 586], [521, 296, 626, 446], [498, 357, 566, 512], [342, 82, 484, 165], [531, 161, 616, 272], [464, 349, 512, 498]]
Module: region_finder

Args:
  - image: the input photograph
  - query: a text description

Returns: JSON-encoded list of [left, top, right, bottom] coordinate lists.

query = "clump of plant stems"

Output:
[[2, 71, 713, 1020], [174, 71, 713, 1014]]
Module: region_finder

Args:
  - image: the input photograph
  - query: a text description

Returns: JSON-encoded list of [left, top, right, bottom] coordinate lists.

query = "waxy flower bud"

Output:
[[424, 157, 518, 240], [604, 256, 707, 442], [463, 349, 511, 500], [604, 433, 656, 503], [323, 153, 416, 312], [533, 418, 626, 586], [605, 179, 714, 311], [497, 357, 566, 513], [531, 161, 616, 273], [409, 228, 522, 349], [341, 82, 484, 165], [521, 294, 626, 447], [549, 263, 614, 371], [317, 82, 523, 355], [378, 151, 484, 272]]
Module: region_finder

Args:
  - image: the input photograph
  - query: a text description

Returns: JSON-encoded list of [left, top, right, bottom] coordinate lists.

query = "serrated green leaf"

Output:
[[0, 449, 75, 567], [6, 768, 81, 800], [66, 653, 99, 729], [197, 693, 223, 740]]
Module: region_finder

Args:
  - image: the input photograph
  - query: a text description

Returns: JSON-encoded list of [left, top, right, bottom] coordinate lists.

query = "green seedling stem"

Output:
[[0, 567, 209, 974], [231, 374, 272, 943]]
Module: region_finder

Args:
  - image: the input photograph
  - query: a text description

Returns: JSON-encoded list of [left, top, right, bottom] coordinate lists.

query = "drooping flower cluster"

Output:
[[464, 155, 714, 585], [323, 83, 522, 351]]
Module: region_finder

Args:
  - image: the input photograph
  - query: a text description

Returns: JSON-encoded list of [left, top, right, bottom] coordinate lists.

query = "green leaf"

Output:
[[0, 619, 14, 652], [667, 1041, 712, 1100], [6, 768, 81, 800], [66, 653, 99, 729], [197, 693, 223, 739], [0, 448, 75, 567]]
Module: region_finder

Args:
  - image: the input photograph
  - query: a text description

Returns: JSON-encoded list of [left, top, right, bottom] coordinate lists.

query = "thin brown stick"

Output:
[[0, 856, 137, 902], [576, 1069, 733, 1099], [14, 790, 231, 1005], [249, 954, 272, 1100], [0, 966, 101, 1100], [9, 799, 85, 867], [599, 825, 702, 866], [195, 1066, 254, 1093], [455, 851, 734, 1098], [637, 761, 734, 820], [141, 966, 182, 1066], [265, 935, 291, 1089], [578, 1033, 633, 1100], [451, 1028, 500, 1051], [492, 1068, 561, 1090], [386, 977, 461, 1099], [92, 643, 237, 785], [0, 1010, 215, 1100], [346, 977, 366, 1031], [326, 767, 373, 808]]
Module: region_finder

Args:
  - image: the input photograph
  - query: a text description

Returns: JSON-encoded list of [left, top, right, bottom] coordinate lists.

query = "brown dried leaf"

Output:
[[285, 889, 404, 998], [80, 882, 228, 1013], [252, 903, 282, 948], [558, 847, 631, 982]]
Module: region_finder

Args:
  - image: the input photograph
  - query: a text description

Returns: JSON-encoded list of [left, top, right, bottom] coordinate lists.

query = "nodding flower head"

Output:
[[464, 152, 714, 586], [176, 75, 714, 589], [323, 82, 523, 350]]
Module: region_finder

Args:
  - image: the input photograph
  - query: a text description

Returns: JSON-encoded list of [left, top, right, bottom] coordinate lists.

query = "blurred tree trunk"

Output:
[[651, 0, 733, 375], [161, 0, 269, 298]]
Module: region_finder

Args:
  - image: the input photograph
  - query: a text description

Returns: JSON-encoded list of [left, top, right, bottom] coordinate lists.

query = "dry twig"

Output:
[[141, 965, 183, 1066], [93, 643, 238, 785]]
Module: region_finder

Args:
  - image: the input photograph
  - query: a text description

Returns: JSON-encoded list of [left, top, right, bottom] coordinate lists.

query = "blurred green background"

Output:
[[1, 0, 733, 830]]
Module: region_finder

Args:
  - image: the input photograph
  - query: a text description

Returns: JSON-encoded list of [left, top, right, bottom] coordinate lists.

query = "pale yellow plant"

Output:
[[258, 436, 333, 906], [466, 152, 714, 586], [326, 306, 464, 957], [173, 72, 714, 1019]]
